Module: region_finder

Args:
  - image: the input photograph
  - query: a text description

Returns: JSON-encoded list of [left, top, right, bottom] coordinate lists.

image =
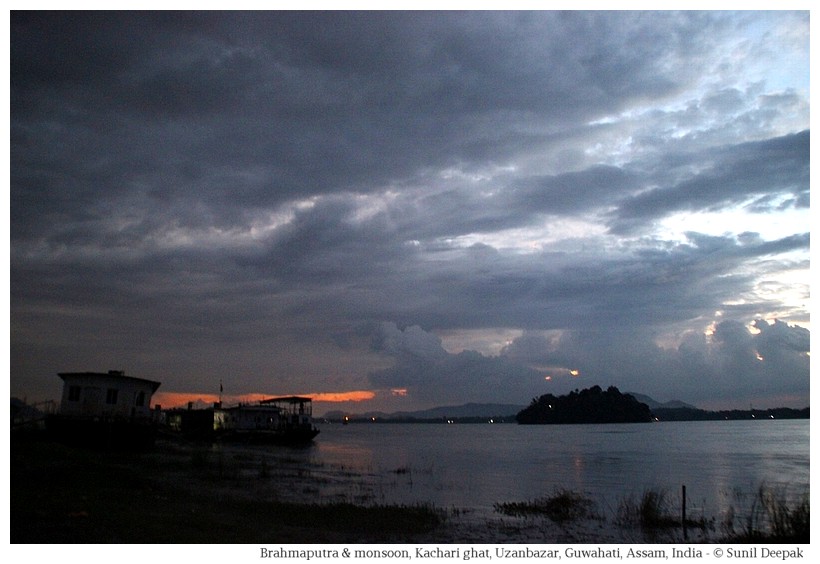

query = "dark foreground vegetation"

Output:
[[517, 385, 653, 424], [495, 486, 809, 544]]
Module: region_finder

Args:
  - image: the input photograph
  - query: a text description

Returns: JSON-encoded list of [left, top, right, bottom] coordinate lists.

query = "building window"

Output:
[[135, 391, 145, 407], [68, 386, 81, 402], [106, 388, 119, 405]]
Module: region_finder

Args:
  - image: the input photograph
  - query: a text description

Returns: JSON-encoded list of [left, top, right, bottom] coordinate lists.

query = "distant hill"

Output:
[[516, 386, 653, 424], [322, 402, 524, 422], [627, 392, 696, 410]]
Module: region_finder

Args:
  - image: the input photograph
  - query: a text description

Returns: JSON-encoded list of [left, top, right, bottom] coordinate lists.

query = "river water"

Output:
[[299, 419, 809, 522]]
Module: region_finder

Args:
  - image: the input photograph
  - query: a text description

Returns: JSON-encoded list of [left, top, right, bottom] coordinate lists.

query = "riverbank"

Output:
[[11, 435, 445, 543], [10, 433, 807, 544]]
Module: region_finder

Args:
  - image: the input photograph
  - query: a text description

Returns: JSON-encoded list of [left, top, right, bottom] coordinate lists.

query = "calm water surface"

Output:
[[303, 420, 809, 518]]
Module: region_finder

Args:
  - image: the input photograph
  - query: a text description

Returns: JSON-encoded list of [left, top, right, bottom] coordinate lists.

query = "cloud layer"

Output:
[[11, 12, 810, 411]]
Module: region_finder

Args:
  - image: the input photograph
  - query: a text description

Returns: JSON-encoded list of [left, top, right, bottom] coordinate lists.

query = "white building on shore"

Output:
[[57, 370, 161, 420]]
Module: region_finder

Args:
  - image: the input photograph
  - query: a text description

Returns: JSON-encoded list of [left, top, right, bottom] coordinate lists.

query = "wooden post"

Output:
[[682, 484, 688, 540]]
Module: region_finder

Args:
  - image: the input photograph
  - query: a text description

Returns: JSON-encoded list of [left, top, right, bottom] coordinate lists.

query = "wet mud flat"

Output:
[[11, 435, 438, 543], [10, 434, 627, 543], [11, 434, 778, 544]]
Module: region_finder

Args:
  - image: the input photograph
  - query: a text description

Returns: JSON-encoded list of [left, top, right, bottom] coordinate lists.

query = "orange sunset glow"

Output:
[[152, 390, 376, 409], [310, 390, 376, 402]]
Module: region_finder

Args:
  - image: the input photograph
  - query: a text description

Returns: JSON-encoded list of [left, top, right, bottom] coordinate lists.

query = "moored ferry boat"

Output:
[[216, 396, 320, 444], [166, 395, 320, 445]]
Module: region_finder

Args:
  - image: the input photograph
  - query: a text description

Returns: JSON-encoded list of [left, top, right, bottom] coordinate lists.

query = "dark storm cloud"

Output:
[[499, 319, 809, 409], [10, 11, 722, 234], [610, 131, 810, 233], [369, 322, 545, 406], [368, 315, 811, 409], [10, 11, 809, 409]]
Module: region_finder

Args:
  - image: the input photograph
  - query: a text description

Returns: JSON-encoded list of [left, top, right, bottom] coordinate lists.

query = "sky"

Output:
[[9, 10, 811, 415]]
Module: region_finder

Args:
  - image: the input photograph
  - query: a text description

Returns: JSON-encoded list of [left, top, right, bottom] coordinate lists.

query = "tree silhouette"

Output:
[[516, 385, 652, 424]]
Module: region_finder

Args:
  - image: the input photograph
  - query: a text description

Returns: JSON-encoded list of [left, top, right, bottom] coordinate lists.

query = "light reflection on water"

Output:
[[298, 420, 809, 519]]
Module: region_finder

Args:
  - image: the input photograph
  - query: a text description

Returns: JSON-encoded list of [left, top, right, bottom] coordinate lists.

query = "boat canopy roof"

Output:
[[259, 396, 313, 404]]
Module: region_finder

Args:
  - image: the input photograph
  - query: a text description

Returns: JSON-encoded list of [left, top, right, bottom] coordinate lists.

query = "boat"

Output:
[[215, 396, 320, 445], [166, 396, 320, 445]]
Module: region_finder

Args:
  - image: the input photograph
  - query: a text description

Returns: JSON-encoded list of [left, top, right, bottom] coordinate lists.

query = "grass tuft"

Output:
[[723, 485, 809, 543], [495, 488, 596, 523]]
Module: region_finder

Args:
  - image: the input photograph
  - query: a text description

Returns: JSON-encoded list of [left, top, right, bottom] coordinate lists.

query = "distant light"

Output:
[[570, 369, 580, 377], [545, 375, 552, 381], [489, 419, 494, 424]]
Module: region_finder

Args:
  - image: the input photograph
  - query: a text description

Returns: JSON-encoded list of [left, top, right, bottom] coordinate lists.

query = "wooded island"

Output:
[[516, 385, 653, 424]]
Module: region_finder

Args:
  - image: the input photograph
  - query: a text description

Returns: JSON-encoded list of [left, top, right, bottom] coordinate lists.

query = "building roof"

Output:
[[57, 371, 162, 393]]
